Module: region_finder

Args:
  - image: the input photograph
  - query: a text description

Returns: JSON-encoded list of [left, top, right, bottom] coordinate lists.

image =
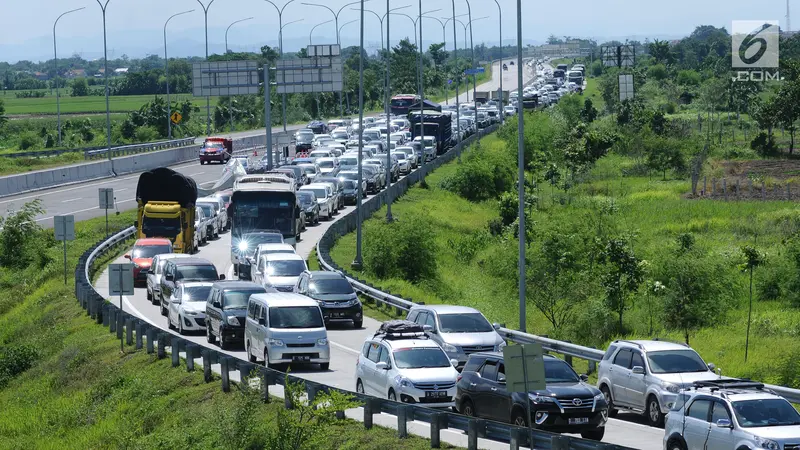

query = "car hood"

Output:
[[749, 426, 800, 440], [440, 331, 504, 348], [266, 276, 299, 287], [320, 168, 335, 174], [655, 372, 729, 387], [269, 327, 327, 343], [132, 258, 152, 268], [398, 367, 459, 384], [530, 381, 600, 398], [316, 198, 329, 204], [309, 292, 357, 302], [181, 301, 206, 314]]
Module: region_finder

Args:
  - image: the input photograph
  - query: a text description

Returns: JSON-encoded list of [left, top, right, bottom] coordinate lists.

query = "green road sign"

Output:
[[503, 343, 546, 393]]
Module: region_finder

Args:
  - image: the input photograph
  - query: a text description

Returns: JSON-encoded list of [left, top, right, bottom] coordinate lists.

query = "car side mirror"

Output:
[[375, 362, 389, 371], [212, 300, 221, 308], [707, 363, 716, 372], [631, 366, 645, 375], [258, 317, 266, 326], [715, 418, 732, 429], [422, 324, 434, 333], [450, 358, 460, 368], [492, 322, 502, 331], [165, 274, 174, 281], [219, 274, 226, 280], [123, 254, 131, 260], [580, 374, 589, 382], [497, 372, 507, 383]]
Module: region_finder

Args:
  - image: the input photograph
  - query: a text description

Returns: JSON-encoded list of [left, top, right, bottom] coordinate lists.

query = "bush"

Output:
[[17, 131, 40, 150], [498, 191, 519, 226], [70, 78, 89, 97], [0, 345, 39, 389], [750, 131, 779, 157], [440, 147, 514, 202], [647, 64, 668, 81], [363, 214, 437, 282], [135, 126, 159, 143]]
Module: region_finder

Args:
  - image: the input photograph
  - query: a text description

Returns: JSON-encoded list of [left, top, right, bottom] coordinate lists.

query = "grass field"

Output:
[[0, 209, 459, 450], [3, 92, 212, 116], [329, 133, 800, 388]]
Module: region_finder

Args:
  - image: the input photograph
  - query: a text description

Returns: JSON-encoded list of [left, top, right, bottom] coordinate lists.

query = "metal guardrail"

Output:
[[2, 137, 197, 160]]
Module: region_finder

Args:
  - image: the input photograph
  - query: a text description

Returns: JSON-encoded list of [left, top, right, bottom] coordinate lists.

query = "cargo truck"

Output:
[[135, 168, 197, 254], [199, 137, 233, 165], [409, 110, 453, 156]]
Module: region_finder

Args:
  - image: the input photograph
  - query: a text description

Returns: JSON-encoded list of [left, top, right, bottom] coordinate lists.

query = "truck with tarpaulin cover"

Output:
[[135, 168, 197, 254], [408, 110, 452, 155]]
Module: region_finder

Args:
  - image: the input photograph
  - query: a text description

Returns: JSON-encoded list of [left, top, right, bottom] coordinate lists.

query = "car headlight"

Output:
[[662, 381, 680, 394], [496, 340, 507, 350], [529, 394, 556, 403], [594, 392, 605, 402], [317, 338, 328, 346], [226, 316, 240, 326], [268, 339, 284, 347], [185, 311, 198, 316], [349, 298, 361, 307], [754, 436, 780, 450], [442, 343, 459, 353], [394, 376, 410, 388], [238, 241, 248, 251]]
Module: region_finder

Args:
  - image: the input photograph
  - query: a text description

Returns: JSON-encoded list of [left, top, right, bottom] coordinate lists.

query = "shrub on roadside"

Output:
[[17, 132, 40, 150], [363, 214, 437, 282], [440, 146, 514, 202]]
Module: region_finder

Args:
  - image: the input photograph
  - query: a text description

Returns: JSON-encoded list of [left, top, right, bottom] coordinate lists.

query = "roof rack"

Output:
[[373, 320, 428, 341], [615, 340, 644, 349], [651, 337, 690, 348], [693, 379, 766, 392]]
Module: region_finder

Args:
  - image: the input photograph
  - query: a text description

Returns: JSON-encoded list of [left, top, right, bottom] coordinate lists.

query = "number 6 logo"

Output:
[[740, 26, 769, 65], [732, 20, 779, 69]]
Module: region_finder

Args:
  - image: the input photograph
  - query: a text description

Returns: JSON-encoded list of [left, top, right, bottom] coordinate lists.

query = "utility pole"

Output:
[[165, 10, 195, 140], [54, 7, 85, 147], [196, 0, 215, 136]]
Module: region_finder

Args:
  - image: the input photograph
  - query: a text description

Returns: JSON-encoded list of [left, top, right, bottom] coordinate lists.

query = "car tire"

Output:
[[581, 427, 605, 441], [388, 389, 397, 402], [219, 335, 228, 350], [511, 408, 528, 428], [247, 342, 257, 363], [356, 379, 365, 394], [160, 301, 167, 316], [264, 350, 275, 369], [320, 363, 330, 371], [206, 324, 216, 344], [178, 318, 186, 335], [151, 292, 159, 306], [353, 319, 362, 329], [461, 399, 475, 417], [646, 395, 665, 428], [146, 289, 152, 301], [666, 438, 687, 450], [601, 386, 618, 418], [167, 315, 174, 330]]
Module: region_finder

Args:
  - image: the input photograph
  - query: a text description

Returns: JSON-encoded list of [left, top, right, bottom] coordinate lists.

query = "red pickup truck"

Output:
[[199, 137, 233, 164]]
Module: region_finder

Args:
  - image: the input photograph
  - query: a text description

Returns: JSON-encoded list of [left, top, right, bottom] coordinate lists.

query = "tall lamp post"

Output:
[[54, 7, 85, 147], [492, 0, 504, 121], [353, 0, 366, 269], [95, 0, 112, 161], [338, 19, 358, 38], [225, 17, 254, 53], [444, 14, 468, 102], [196, 0, 216, 136], [464, 0, 476, 101], [356, 5, 410, 101], [309, 19, 333, 46], [448, 1, 461, 162], [515, 0, 526, 332], [303, 0, 367, 119], [265, 0, 296, 133], [165, 10, 195, 140]]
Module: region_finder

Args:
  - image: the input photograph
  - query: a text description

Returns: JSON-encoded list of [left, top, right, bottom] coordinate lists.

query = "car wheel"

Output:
[[264, 349, 274, 369], [667, 439, 687, 450], [219, 336, 228, 350], [511, 408, 528, 427], [206, 324, 216, 344], [146, 289, 152, 301], [601, 386, 618, 418], [581, 427, 605, 441], [353, 319, 362, 329], [151, 292, 159, 306], [247, 342, 257, 363], [160, 301, 167, 316], [646, 395, 665, 427], [388, 389, 397, 402], [356, 379, 365, 394], [178, 317, 186, 335], [461, 399, 475, 417], [320, 363, 330, 371], [167, 315, 174, 330]]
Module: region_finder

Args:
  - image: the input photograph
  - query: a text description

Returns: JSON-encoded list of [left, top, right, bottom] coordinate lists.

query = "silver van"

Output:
[[244, 292, 330, 370]]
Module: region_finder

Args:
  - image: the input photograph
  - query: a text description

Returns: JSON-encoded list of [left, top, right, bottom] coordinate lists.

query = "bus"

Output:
[[231, 175, 301, 248], [390, 94, 420, 116]]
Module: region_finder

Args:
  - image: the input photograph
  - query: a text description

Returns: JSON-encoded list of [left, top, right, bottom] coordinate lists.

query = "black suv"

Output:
[[159, 257, 224, 316], [205, 281, 274, 349], [456, 352, 608, 441]]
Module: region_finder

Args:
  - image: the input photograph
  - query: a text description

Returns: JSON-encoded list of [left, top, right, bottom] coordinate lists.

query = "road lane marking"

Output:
[[62, 197, 82, 203], [35, 197, 136, 222], [187, 171, 205, 177], [330, 341, 360, 355]]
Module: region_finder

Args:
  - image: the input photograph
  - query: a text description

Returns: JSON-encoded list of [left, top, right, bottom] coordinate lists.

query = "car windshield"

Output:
[[340, 158, 357, 166], [343, 180, 358, 189], [132, 245, 171, 259], [297, 192, 316, 205], [222, 289, 263, 309], [339, 172, 358, 180], [309, 278, 354, 295], [393, 348, 451, 369], [175, 265, 218, 281], [199, 204, 214, 217], [732, 399, 800, 427], [393, 153, 406, 160], [269, 306, 324, 329], [266, 260, 306, 277], [303, 167, 316, 175], [438, 313, 493, 333], [544, 359, 581, 383], [647, 350, 709, 373], [318, 160, 335, 168], [183, 286, 212, 302], [305, 188, 327, 199]]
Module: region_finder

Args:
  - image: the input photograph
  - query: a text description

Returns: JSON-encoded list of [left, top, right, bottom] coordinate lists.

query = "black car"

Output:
[[159, 257, 225, 316], [297, 190, 320, 225], [341, 179, 360, 205], [456, 352, 608, 441], [205, 281, 274, 349], [295, 133, 314, 152], [316, 176, 346, 210], [294, 270, 363, 328]]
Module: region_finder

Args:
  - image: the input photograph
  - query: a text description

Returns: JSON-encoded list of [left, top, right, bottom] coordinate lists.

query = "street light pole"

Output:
[[303, 0, 366, 119], [465, 0, 477, 101], [353, 0, 366, 269], [165, 10, 195, 140], [54, 7, 85, 148], [359, 5, 410, 104], [196, 0, 215, 136], [449, 1, 461, 163], [309, 19, 334, 46], [339, 19, 358, 37], [265, 0, 296, 133], [224, 17, 254, 134], [492, 0, 503, 121], [451, 18, 469, 101], [515, 0, 526, 332], [95, 0, 112, 161], [418, 0, 424, 181], [385, 0, 393, 222]]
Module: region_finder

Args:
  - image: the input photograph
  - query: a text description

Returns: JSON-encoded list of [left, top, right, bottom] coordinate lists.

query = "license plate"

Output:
[[292, 355, 311, 362], [568, 417, 589, 425], [425, 391, 447, 398]]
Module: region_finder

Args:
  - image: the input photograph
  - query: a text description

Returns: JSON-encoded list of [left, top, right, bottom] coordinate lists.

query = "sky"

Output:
[[0, 0, 793, 63]]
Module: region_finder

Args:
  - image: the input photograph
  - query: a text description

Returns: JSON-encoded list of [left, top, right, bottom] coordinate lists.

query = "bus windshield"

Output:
[[232, 192, 296, 236]]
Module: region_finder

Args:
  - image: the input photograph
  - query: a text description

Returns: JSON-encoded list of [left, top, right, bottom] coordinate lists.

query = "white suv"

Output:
[[355, 320, 459, 409], [597, 340, 724, 427], [664, 380, 800, 450]]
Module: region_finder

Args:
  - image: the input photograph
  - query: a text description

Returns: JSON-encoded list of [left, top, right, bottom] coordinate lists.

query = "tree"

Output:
[[0, 200, 45, 269], [645, 138, 686, 180], [774, 81, 800, 153], [70, 78, 89, 97], [428, 42, 448, 68], [390, 39, 420, 95], [599, 237, 645, 332], [580, 99, 598, 123], [648, 39, 673, 65], [0, 99, 6, 130], [741, 246, 765, 362]]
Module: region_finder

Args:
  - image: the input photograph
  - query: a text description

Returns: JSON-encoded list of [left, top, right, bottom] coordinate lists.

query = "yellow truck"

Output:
[[135, 168, 197, 254]]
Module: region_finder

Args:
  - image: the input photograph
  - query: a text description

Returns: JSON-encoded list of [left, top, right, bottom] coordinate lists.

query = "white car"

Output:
[[194, 206, 208, 248], [316, 157, 339, 175], [356, 321, 459, 409], [392, 151, 411, 174], [252, 252, 308, 292], [147, 253, 194, 304], [297, 163, 321, 183], [308, 149, 334, 161], [167, 282, 214, 334], [395, 146, 417, 168], [300, 183, 335, 220], [504, 105, 516, 116]]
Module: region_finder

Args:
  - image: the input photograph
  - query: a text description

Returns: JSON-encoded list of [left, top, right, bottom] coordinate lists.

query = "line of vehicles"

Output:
[[509, 58, 586, 109]]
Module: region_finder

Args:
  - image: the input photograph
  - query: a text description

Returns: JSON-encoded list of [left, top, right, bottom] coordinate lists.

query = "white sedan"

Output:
[[167, 282, 214, 335]]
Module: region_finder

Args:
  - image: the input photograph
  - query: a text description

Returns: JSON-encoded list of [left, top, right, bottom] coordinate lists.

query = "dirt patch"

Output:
[[688, 159, 800, 201], [721, 160, 800, 180]]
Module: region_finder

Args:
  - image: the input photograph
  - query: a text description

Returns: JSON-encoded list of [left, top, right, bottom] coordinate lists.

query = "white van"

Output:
[[244, 293, 331, 370]]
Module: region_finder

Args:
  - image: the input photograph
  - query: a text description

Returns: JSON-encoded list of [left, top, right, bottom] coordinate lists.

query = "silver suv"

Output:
[[664, 380, 800, 450], [597, 340, 722, 427]]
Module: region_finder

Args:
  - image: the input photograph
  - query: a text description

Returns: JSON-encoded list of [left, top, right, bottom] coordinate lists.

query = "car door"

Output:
[[168, 285, 182, 326], [683, 398, 712, 450], [706, 400, 734, 450], [476, 360, 501, 421], [610, 349, 632, 406], [252, 303, 265, 357], [161, 262, 175, 302], [627, 350, 648, 409], [361, 341, 381, 395], [374, 345, 393, 397], [208, 289, 222, 335]]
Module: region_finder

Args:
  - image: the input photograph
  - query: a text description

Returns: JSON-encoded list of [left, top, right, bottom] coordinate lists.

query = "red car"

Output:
[[199, 137, 233, 164], [124, 238, 173, 285]]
